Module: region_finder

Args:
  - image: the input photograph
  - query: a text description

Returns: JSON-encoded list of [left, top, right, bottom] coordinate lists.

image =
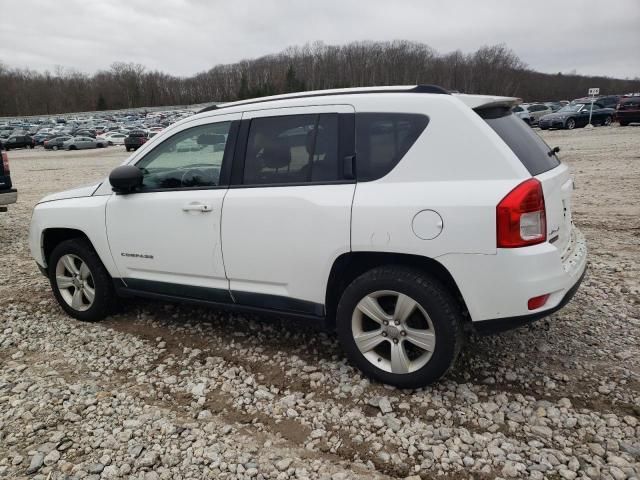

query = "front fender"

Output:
[[29, 196, 118, 277]]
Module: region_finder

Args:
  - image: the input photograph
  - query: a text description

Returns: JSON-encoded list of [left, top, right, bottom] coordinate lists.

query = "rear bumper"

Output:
[[0, 189, 17, 206], [473, 267, 586, 334], [438, 226, 587, 326]]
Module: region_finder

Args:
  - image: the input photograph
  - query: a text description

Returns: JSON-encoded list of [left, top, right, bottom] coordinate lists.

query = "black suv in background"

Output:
[[0, 145, 17, 212], [124, 131, 148, 151], [572, 95, 620, 109], [615, 95, 640, 126], [3, 135, 35, 150]]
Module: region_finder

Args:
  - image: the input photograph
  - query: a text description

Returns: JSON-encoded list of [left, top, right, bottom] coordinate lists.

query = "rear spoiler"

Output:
[[454, 94, 521, 110], [457, 96, 523, 119]]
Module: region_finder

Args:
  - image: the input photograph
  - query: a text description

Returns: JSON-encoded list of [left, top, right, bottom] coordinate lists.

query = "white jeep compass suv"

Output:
[[29, 86, 587, 388]]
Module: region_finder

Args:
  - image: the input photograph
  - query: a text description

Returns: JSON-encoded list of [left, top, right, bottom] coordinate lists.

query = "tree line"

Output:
[[1, 41, 638, 117]]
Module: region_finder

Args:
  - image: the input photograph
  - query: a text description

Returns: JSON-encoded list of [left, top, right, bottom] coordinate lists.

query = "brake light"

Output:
[[497, 178, 546, 248], [1, 151, 9, 175]]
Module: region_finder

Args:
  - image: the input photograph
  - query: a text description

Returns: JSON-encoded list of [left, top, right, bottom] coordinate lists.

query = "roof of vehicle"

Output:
[[197, 85, 520, 114]]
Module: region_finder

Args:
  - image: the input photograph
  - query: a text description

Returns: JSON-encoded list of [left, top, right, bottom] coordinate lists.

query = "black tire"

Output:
[[539, 126, 549, 130], [565, 118, 576, 130], [602, 116, 612, 126], [336, 266, 464, 389], [97, 143, 104, 148], [69, 145, 77, 150], [125, 147, 131, 152], [48, 238, 114, 322], [619, 121, 629, 127], [52, 145, 58, 151]]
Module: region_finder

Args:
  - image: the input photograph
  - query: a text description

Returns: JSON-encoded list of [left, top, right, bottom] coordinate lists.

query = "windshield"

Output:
[[558, 104, 584, 113]]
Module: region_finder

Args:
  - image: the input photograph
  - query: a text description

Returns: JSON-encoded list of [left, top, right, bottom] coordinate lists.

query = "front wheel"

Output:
[[602, 116, 612, 126], [565, 118, 576, 130], [336, 266, 463, 389], [48, 239, 115, 322], [619, 121, 629, 127]]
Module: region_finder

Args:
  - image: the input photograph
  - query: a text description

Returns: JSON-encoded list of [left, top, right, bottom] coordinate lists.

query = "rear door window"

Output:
[[480, 110, 559, 176], [243, 113, 339, 185], [355, 113, 429, 181]]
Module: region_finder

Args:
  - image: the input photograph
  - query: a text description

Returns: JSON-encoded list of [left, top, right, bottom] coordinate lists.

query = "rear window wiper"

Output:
[[548, 146, 560, 157]]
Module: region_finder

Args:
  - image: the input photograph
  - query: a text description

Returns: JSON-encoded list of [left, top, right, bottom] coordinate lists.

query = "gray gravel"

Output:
[[1, 127, 639, 479]]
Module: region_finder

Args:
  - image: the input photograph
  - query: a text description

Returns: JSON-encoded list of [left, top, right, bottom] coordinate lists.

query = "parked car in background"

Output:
[[44, 136, 73, 150], [73, 130, 97, 138], [33, 132, 55, 146], [28, 85, 587, 388], [538, 103, 614, 130], [572, 95, 620, 109], [124, 130, 148, 151], [63, 136, 108, 150], [524, 104, 552, 125], [0, 144, 17, 212], [512, 105, 534, 125], [3, 135, 35, 150], [615, 95, 640, 126], [99, 132, 127, 145], [544, 102, 565, 113]]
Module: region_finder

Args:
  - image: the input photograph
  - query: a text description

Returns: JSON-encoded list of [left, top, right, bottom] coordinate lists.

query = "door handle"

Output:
[[182, 202, 212, 212]]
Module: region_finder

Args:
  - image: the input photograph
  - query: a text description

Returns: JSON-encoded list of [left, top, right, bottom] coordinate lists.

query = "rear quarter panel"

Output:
[[351, 95, 530, 258]]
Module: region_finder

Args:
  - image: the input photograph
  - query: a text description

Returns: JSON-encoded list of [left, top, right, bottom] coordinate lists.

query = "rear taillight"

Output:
[[497, 178, 546, 248], [1, 151, 9, 175]]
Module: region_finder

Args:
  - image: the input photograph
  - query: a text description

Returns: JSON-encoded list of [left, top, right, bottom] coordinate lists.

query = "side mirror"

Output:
[[109, 165, 143, 194]]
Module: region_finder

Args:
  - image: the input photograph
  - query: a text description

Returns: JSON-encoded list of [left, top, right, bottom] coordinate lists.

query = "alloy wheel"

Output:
[[55, 254, 96, 311], [351, 290, 436, 374]]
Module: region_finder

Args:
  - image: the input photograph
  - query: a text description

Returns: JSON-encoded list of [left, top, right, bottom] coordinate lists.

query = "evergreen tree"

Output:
[[96, 94, 107, 111]]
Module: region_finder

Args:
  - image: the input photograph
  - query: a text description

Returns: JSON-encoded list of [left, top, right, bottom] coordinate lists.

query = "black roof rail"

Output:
[[198, 84, 450, 113]]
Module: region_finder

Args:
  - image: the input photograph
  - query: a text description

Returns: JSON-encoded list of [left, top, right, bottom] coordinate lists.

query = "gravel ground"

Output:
[[1, 126, 639, 480]]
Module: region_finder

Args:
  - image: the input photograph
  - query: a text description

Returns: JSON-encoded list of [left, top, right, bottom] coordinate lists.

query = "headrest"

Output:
[[262, 144, 291, 169]]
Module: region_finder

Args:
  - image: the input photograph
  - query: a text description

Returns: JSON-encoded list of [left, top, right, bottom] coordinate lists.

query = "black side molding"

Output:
[[473, 268, 586, 335], [114, 278, 325, 320]]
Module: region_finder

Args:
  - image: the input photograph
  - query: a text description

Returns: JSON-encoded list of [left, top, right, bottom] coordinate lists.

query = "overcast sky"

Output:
[[1, 0, 639, 79]]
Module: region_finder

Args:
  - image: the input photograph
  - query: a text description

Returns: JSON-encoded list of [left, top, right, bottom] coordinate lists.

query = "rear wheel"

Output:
[[603, 116, 612, 126], [52, 145, 58, 151], [336, 266, 463, 388], [69, 145, 77, 150], [565, 118, 576, 130], [48, 239, 114, 322], [619, 121, 629, 127]]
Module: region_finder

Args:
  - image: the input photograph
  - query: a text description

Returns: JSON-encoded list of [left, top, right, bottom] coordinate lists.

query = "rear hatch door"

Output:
[[479, 107, 573, 255]]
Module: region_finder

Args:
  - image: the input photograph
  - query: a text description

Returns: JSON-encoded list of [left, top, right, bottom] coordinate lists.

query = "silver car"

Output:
[[63, 136, 108, 150]]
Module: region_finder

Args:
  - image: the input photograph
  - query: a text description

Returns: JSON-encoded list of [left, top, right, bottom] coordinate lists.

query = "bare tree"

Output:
[[0, 41, 638, 116]]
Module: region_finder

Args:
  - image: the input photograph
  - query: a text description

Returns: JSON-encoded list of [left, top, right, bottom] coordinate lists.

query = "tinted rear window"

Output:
[[480, 111, 559, 176], [356, 113, 429, 181]]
